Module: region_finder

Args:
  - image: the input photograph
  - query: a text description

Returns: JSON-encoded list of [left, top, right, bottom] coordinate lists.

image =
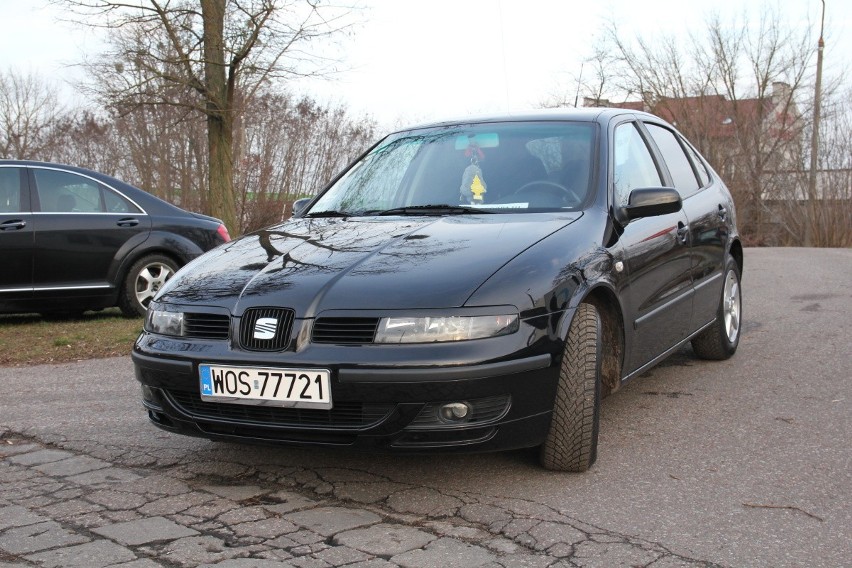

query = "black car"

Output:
[[133, 109, 742, 471], [0, 161, 230, 317]]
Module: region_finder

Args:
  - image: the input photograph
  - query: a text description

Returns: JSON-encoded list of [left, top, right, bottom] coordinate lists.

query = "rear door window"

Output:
[[32, 169, 140, 213], [103, 188, 137, 213], [34, 169, 103, 212], [644, 123, 701, 197]]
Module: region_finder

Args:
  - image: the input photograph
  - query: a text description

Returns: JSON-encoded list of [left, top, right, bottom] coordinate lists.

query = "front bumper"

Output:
[[132, 335, 561, 452]]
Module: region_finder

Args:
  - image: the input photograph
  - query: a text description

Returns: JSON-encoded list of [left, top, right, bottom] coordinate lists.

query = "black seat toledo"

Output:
[[133, 109, 742, 471]]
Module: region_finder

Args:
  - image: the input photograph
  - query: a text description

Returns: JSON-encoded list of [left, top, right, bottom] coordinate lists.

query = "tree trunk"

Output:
[[207, 112, 235, 231], [201, 0, 237, 233]]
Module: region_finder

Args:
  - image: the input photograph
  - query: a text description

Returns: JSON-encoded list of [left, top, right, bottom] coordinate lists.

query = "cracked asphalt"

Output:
[[1, 248, 850, 568]]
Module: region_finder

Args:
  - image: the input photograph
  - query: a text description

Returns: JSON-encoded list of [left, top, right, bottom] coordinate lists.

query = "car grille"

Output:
[[312, 317, 380, 344], [166, 390, 394, 429], [183, 313, 230, 340], [239, 307, 295, 351]]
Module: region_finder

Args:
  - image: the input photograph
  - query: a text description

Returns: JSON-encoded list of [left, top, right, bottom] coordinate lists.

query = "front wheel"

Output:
[[691, 256, 742, 360], [540, 303, 602, 472], [119, 255, 179, 318]]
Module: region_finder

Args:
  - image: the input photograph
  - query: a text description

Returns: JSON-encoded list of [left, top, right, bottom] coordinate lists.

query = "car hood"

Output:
[[157, 213, 582, 315]]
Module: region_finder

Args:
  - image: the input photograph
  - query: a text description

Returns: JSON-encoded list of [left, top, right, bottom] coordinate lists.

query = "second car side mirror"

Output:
[[623, 187, 682, 220]]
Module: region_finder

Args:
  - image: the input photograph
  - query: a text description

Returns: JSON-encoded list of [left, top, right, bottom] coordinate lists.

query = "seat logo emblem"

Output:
[[253, 317, 278, 340]]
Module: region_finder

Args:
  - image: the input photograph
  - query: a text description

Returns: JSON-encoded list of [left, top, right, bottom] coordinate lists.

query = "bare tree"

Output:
[[110, 104, 209, 211], [578, 9, 834, 245], [0, 69, 66, 160], [58, 0, 356, 234], [50, 111, 122, 174], [235, 89, 376, 233], [541, 43, 622, 109]]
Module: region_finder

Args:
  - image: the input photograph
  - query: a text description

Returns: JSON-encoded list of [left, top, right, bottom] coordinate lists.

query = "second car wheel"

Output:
[[540, 302, 602, 472], [119, 254, 179, 317], [691, 255, 742, 360]]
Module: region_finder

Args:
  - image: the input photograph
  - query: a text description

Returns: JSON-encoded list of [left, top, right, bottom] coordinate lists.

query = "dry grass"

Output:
[[0, 309, 143, 367]]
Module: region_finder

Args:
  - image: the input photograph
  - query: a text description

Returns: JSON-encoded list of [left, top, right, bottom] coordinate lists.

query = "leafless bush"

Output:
[[547, 7, 850, 247], [234, 91, 377, 233]]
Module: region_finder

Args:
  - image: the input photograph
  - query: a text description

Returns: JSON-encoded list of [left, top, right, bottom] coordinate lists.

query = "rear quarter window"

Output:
[[682, 140, 712, 187]]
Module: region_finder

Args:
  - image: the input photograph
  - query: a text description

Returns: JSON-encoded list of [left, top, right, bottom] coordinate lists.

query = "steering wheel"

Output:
[[513, 180, 581, 206]]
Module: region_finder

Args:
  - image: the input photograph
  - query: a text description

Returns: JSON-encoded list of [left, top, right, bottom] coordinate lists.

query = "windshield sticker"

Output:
[[469, 202, 528, 209]]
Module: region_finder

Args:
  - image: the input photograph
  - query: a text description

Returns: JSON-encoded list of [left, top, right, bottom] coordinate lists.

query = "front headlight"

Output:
[[145, 309, 184, 337], [374, 314, 518, 344]]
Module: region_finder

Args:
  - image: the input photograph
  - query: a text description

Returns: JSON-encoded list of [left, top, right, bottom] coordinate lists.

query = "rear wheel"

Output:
[[540, 303, 602, 472], [119, 255, 178, 317], [692, 256, 741, 360]]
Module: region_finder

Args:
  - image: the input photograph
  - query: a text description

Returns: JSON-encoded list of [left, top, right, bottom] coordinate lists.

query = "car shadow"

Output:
[[0, 307, 134, 324]]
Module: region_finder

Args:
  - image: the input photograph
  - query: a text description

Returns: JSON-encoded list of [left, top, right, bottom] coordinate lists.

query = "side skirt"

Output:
[[620, 318, 716, 386]]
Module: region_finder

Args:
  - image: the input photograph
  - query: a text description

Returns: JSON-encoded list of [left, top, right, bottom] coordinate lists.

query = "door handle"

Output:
[[717, 205, 727, 221], [117, 217, 140, 227], [676, 222, 690, 245], [0, 219, 26, 231]]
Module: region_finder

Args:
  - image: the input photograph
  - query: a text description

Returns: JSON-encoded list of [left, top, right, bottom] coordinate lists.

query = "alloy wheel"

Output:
[[723, 269, 741, 343], [135, 263, 175, 308]]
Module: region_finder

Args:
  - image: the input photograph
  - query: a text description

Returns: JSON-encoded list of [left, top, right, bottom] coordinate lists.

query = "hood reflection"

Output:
[[157, 215, 580, 313]]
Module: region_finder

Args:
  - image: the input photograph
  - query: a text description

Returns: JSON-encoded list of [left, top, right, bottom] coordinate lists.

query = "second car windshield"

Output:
[[308, 121, 597, 216]]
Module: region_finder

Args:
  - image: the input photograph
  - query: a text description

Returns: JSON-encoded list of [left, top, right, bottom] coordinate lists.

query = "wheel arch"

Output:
[[572, 283, 625, 398], [114, 247, 184, 292], [729, 238, 744, 276], [114, 231, 204, 286]]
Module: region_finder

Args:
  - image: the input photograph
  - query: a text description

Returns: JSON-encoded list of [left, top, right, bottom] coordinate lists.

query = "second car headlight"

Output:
[[374, 314, 519, 343]]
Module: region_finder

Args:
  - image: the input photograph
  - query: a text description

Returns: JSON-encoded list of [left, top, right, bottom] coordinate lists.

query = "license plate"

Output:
[[199, 364, 332, 409]]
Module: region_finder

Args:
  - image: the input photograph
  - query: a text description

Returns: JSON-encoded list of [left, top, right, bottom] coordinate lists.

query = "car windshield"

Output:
[[308, 121, 597, 216]]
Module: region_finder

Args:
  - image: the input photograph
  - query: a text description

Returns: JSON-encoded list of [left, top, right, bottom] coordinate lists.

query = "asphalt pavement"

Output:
[[1, 247, 850, 568]]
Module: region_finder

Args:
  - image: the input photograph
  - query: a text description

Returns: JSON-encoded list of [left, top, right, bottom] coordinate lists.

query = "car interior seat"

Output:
[[481, 142, 547, 202]]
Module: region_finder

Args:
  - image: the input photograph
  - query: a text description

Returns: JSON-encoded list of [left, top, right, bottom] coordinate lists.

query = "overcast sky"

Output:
[[1, 0, 849, 130]]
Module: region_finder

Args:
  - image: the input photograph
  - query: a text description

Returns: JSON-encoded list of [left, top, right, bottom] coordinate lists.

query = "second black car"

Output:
[[0, 161, 230, 317]]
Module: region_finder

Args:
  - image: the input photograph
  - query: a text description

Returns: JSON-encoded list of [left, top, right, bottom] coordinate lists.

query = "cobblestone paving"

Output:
[[0, 429, 722, 568]]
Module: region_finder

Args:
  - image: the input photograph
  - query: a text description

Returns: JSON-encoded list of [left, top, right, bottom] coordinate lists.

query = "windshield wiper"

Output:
[[372, 204, 493, 216], [304, 210, 350, 218]]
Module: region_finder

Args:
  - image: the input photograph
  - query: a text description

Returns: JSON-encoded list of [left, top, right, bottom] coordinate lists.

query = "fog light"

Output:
[[140, 385, 158, 404], [439, 402, 472, 423]]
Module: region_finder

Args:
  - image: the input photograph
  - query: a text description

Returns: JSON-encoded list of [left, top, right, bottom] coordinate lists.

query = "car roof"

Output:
[[0, 159, 188, 216], [395, 107, 663, 133], [0, 159, 125, 181]]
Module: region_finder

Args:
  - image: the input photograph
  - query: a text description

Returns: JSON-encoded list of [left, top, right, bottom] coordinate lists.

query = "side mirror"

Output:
[[623, 187, 682, 220], [291, 197, 311, 217]]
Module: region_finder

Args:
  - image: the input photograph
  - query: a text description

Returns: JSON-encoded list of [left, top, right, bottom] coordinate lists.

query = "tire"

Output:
[[119, 254, 179, 318], [540, 303, 602, 472], [691, 256, 742, 360]]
